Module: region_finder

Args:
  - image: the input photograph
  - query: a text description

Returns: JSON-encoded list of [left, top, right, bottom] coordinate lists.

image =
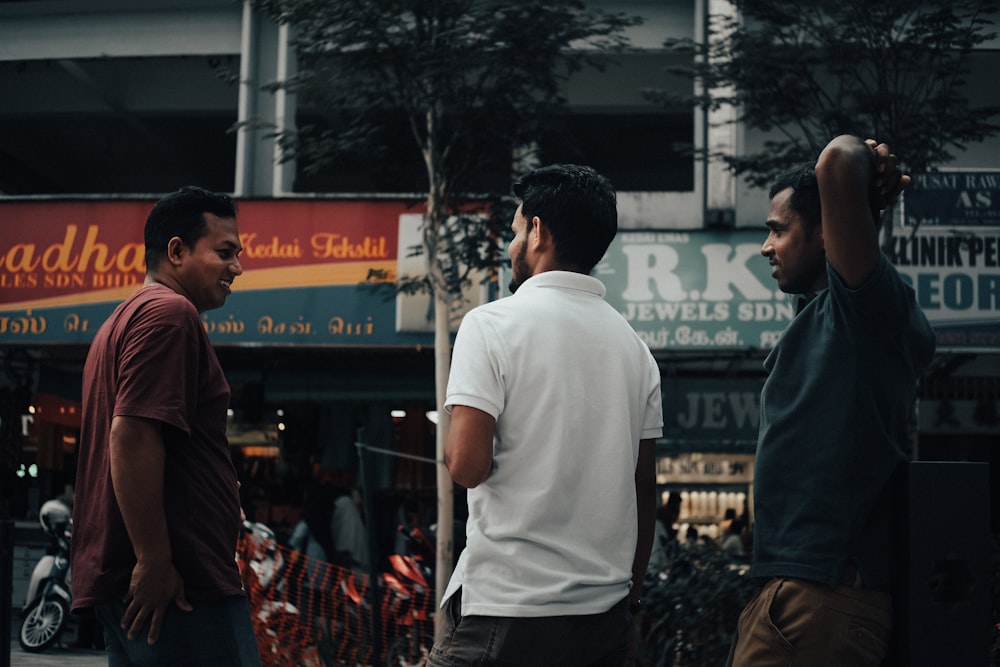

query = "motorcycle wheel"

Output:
[[19, 596, 69, 653]]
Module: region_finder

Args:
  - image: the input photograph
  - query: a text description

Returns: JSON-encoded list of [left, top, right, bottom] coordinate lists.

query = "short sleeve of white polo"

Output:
[[445, 309, 505, 419]]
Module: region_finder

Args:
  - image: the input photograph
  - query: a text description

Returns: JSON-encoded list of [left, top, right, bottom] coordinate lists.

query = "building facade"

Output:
[[2, 0, 998, 550]]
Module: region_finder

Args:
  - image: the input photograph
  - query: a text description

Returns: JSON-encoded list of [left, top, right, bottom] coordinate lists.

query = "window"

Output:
[[535, 112, 694, 191]]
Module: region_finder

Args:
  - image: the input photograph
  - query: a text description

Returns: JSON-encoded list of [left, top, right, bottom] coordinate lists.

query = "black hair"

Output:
[[512, 164, 617, 274], [144, 186, 237, 270], [768, 163, 821, 236]]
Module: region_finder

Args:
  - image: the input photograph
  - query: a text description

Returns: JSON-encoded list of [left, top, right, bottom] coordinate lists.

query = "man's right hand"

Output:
[[865, 138, 910, 212], [122, 557, 192, 645]]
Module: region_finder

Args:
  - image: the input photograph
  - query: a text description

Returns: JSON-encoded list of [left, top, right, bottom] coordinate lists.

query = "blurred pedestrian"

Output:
[[288, 483, 337, 623], [720, 518, 744, 558], [646, 494, 682, 575]]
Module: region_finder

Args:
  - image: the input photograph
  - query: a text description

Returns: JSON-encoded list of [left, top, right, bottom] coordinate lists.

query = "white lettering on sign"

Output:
[[616, 240, 790, 348], [700, 244, 773, 301], [621, 244, 685, 301], [675, 392, 759, 430], [890, 233, 1000, 268], [621, 243, 771, 302]]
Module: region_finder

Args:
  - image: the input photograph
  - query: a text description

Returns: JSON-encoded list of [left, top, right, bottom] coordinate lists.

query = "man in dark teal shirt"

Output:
[[726, 136, 936, 667]]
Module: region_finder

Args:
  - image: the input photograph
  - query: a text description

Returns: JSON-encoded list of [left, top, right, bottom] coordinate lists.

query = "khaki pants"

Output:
[[726, 577, 892, 667]]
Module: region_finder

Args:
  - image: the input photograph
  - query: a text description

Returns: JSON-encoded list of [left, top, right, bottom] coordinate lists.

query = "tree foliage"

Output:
[[253, 0, 639, 295], [639, 539, 757, 667], [251, 0, 639, 187], [653, 0, 1000, 188]]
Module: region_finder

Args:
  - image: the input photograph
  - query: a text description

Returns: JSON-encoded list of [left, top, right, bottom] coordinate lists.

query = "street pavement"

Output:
[[5, 614, 106, 667]]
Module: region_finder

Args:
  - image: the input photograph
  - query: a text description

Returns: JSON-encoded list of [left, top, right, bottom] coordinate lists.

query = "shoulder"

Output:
[[458, 297, 517, 335], [828, 253, 914, 305], [824, 255, 933, 344], [143, 285, 198, 314], [130, 286, 200, 327]]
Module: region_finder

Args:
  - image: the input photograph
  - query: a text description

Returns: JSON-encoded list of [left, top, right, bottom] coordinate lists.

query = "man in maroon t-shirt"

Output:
[[72, 186, 261, 666]]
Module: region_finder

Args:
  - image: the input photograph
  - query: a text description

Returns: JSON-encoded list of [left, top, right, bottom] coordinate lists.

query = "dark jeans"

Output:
[[427, 587, 630, 667], [95, 595, 262, 667]]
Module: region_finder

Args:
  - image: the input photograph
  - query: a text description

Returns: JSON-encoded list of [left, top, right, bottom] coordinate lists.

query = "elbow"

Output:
[[452, 475, 483, 490], [448, 467, 487, 490], [445, 455, 489, 489], [817, 136, 870, 173]]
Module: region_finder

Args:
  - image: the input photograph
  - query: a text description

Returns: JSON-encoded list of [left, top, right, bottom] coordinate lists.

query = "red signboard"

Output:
[[0, 198, 418, 313]]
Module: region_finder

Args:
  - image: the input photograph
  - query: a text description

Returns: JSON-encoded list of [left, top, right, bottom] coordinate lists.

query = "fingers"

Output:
[[145, 593, 194, 645], [175, 591, 194, 613], [122, 598, 162, 645], [879, 153, 901, 190], [122, 595, 153, 643], [146, 607, 164, 645], [121, 581, 192, 645], [864, 138, 909, 205]]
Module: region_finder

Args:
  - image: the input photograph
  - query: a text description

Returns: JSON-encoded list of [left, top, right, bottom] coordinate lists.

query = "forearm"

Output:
[[631, 438, 656, 602], [109, 416, 172, 564], [444, 405, 496, 488]]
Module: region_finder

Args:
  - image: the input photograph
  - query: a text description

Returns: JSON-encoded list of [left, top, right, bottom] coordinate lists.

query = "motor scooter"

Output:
[[19, 498, 74, 652], [383, 550, 435, 666], [238, 519, 301, 662]]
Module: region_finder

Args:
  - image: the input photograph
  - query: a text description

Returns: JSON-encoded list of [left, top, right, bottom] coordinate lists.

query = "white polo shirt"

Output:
[[443, 271, 663, 617]]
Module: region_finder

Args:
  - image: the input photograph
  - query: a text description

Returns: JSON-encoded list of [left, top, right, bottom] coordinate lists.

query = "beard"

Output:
[[508, 241, 530, 293]]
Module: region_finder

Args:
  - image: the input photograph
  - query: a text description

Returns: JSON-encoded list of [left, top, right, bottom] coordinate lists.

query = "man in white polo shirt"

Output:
[[428, 164, 664, 666]]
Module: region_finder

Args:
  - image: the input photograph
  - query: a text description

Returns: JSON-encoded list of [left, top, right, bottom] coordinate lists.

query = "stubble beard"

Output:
[[508, 242, 530, 294]]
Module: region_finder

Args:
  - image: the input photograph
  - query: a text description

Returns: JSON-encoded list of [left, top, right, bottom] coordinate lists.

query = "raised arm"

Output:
[[815, 135, 908, 288]]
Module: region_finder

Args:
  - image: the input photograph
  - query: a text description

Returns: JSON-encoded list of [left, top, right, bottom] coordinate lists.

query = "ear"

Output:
[[166, 236, 186, 267], [530, 216, 547, 249]]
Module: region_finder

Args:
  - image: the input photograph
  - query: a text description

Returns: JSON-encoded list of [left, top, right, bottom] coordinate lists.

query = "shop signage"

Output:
[[2, 200, 996, 350], [654, 453, 754, 485], [0, 199, 437, 346], [889, 228, 1000, 351], [903, 170, 1000, 228], [600, 228, 998, 353], [601, 230, 796, 351], [659, 377, 762, 454]]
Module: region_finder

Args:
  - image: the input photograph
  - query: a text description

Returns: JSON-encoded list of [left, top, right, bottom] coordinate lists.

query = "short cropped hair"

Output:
[[144, 186, 237, 269], [768, 163, 821, 237], [512, 164, 617, 274]]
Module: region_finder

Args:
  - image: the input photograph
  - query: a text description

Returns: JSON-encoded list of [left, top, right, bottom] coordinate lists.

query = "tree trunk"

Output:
[[422, 100, 455, 639], [432, 280, 454, 639], [424, 174, 455, 640]]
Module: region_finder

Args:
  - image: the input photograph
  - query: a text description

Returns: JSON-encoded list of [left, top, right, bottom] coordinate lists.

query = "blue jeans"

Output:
[[726, 577, 892, 667], [95, 596, 262, 667], [427, 587, 630, 667]]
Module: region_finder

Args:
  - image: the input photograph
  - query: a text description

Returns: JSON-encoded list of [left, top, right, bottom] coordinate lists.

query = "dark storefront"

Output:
[[2, 198, 998, 555]]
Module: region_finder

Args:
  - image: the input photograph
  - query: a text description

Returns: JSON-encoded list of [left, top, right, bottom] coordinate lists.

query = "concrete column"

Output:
[[234, 1, 296, 196], [704, 0, 738, 227]]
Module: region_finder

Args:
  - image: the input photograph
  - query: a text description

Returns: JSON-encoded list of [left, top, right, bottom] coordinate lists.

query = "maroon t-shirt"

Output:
[[72, 284, 244, 611]]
